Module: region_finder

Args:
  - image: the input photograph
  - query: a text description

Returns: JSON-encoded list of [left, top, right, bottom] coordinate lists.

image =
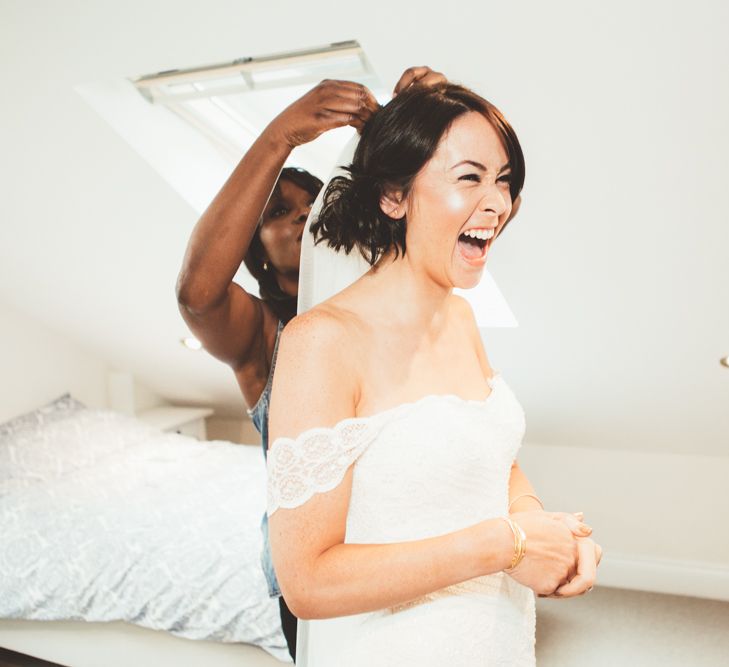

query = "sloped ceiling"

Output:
[[1, 0, 727, 456]]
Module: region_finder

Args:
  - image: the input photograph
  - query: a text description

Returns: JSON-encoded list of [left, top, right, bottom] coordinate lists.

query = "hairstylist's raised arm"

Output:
[[175, 80, 379, 370]]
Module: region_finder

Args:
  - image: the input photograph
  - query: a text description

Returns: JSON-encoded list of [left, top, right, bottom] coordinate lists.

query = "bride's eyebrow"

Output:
[[449, 159, 511, 173]]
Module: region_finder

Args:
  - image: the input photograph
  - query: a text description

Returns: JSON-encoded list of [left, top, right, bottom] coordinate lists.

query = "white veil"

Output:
[[297, 134, 370, 315]]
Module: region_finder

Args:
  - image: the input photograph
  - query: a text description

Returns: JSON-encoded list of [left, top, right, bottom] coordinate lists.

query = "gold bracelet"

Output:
[[499, 517, 527, 572], [508, 493, 544, 513]]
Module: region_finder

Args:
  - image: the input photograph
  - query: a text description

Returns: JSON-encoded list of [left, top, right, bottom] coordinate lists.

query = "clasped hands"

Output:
[[506, 508, 603, 599]]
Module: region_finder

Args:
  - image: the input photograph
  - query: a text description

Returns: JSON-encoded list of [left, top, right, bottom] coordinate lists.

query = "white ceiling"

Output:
[[1, 0, 727, 456]]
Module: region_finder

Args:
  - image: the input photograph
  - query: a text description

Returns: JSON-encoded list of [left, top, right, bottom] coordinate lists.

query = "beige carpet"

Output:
[[536, 586, 729, 666]]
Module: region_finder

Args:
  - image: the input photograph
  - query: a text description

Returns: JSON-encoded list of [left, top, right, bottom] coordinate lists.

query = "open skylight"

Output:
[[132, 40, 388, 174]]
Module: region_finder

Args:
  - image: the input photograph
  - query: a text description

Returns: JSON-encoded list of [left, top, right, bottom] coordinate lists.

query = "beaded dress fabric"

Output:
[[267, 372, 536, 666]]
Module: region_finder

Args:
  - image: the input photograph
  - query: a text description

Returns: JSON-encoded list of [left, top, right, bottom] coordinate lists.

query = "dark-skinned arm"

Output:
[[175, 80, 379, 370]]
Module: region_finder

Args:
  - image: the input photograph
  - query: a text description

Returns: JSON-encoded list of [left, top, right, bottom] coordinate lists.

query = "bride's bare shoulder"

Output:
[[271, 304, 361, 436], [284, 300, 361, 345]]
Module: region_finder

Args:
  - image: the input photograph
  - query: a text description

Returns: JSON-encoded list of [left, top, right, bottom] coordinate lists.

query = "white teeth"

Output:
[[463, 228, 495, 241]]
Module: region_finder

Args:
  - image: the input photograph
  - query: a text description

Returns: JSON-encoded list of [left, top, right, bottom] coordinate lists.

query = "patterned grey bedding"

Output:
[[0, 396, 290, 662]]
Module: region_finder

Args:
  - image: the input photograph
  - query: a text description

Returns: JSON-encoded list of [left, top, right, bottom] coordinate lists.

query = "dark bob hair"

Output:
[[243, 167, 323, 324], [310, 83, 525, 266]]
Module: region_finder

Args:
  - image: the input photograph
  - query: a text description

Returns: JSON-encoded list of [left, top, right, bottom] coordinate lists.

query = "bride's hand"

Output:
[[539, 536, 602, 598], [533, 511, 602, 599], [502, 510, 594, 597], [267, 79, 380, 148], [510, 510, 602, 599]]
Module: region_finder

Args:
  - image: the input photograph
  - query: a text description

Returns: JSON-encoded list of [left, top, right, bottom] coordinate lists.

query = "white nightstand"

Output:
[[137, 406, 214, 440]]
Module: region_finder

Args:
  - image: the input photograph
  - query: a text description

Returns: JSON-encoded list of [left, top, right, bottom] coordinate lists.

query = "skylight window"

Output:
[[131, 40, 388, 167]]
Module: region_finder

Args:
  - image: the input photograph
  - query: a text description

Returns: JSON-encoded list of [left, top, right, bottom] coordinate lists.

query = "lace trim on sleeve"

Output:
[[266, 417, 383, 516]]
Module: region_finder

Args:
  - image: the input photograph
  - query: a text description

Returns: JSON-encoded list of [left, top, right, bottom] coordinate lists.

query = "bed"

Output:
[[0, 395, 290, 666]]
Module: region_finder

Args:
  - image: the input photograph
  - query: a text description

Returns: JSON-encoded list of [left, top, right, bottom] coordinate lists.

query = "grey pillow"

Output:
[[0, 397, 163, 493], [0, 394, 87, 443]]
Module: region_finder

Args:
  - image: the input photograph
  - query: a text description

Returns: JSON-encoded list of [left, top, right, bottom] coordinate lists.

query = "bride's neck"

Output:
[[361, 248, 454, 330]]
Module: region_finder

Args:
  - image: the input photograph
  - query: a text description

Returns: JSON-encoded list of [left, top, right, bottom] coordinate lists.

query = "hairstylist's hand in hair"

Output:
[[268, 80, 380, 148], [392, 66, 447, 96], [269, 67, 447, 149]]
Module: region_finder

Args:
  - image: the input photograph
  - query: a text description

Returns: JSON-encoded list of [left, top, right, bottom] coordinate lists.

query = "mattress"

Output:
[[0, 395, 290, 662]]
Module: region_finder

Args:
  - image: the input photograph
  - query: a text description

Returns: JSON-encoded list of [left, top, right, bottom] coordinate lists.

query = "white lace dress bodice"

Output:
[[267, 373, 536, 666]]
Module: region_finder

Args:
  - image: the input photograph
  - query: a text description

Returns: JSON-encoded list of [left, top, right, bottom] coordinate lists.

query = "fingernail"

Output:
[[580, 524, 592, 533]]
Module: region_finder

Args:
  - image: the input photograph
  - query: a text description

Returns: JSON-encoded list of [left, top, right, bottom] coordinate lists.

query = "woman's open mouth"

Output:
[[457, 232, 490, 263]]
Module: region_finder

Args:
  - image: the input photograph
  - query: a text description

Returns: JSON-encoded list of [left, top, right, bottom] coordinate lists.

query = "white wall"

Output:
[[0, 301, 109, 422], [107, 370, 169, 416], [519, 443, 729, 600], [0, 297, 250, 440]]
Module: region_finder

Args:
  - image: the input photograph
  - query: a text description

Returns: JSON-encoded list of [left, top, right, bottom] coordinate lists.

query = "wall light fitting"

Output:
[[181, 336, 202, 351]]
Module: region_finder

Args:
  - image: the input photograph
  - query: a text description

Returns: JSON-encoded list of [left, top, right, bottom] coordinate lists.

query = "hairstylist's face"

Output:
[[403, 112, 512, 290], [259, 179, 314, 276]]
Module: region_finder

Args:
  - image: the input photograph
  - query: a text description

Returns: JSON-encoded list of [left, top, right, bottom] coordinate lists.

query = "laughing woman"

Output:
[[266, 83, 602, 666]]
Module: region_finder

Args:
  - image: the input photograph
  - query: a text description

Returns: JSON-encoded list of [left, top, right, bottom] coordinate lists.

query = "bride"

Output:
[[266, 82, 601, 665]]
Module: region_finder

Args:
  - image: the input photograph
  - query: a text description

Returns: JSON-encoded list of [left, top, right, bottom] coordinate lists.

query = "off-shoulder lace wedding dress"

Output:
[[267, 371, 536, 666]]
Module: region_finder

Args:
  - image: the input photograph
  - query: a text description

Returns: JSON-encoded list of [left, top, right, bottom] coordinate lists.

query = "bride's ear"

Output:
[[379, 189, 407, 220]]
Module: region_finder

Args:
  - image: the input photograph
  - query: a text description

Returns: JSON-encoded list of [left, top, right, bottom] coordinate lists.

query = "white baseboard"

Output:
[[598, 552, 729, 601]]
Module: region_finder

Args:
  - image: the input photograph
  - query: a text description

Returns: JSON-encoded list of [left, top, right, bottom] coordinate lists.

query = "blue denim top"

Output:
[[247, 319, 285, 598]]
